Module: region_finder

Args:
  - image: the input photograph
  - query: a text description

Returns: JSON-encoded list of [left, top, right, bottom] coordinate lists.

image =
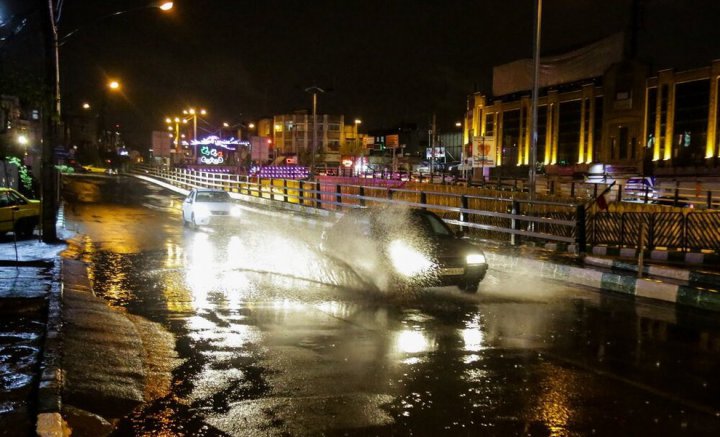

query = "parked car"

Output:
[[0, 188, 40, 237], [652, 196, 694, 208], [624, 176, 656, 202], [320, 206, 488, 292], [181, 188, 242, 228]]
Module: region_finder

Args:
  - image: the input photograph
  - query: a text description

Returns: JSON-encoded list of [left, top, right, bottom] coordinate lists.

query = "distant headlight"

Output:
[[230, 206, 242, 217], [388, 239, 434, 277], [194, 204, 210, 218], [466, 253, 486, 265]]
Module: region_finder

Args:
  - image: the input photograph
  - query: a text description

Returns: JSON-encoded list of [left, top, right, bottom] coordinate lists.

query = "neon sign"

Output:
[[200, 146, 224, 164]]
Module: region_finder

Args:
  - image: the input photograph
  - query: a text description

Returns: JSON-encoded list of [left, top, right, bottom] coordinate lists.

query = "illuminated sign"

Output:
[[199, 146, 224, 164]]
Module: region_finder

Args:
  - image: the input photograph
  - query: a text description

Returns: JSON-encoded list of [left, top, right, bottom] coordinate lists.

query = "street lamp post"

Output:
[[354, 119, 362, 176], [40, 0, 173, 242], [305, 86, 325, 176], [183, 108, 206, 161], [529, 0, 542, 201], [165, 116, 187, 163]]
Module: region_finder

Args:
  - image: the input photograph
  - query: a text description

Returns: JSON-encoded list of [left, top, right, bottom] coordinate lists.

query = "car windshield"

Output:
[[196, 191, 230, 202], [412, 212, 454, 238]]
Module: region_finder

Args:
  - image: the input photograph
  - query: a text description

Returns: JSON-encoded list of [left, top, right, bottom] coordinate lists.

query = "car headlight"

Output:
[[388, 240, 434, 277], [194, 204, 210, 218], [230, 206, 242, 217], [466, 253, 486, 265]]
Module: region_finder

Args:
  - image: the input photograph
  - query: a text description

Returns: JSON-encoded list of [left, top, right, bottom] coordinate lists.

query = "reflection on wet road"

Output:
[[64, 176, 720, 436]]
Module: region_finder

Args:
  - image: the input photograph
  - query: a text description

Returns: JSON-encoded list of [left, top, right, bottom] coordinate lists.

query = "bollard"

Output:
[[575, 204, 586, 254], [420, 191, 427, 210], [336, 184, 342, 209], [638, 219, 646, 278], [283, 179, 288, 203], [510, 200, 520, 246], [359, 186, 366, 207]]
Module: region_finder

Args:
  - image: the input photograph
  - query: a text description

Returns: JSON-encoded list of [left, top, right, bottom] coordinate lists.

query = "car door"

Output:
[[0, 192, 13, 233], [182, 190, 196, 221]]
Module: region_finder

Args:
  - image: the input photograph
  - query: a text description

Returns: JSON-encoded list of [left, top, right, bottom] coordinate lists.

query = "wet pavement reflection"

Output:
[[63, 176, 720, 436]]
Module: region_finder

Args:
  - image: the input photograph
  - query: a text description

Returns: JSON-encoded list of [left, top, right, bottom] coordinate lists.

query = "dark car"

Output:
[[320, 207, 488, 292]]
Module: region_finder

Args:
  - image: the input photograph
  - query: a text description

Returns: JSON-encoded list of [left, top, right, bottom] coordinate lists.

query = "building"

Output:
[[463, 31, 720, 182], [0, 95, 42, 168], [272, 112, 344, 165]]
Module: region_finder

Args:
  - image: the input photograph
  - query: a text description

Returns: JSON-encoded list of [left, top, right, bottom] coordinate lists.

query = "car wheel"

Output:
[[191, 214, 198, 229], [461, 279, 480, 293]]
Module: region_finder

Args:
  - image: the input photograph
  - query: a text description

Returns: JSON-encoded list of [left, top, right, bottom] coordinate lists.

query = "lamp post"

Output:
[[165, 116, 187, 162], [40, 0, 173, 242], [354, 119, 362, 176], [98, 79, 121, 164], [529, 0, 542, 201], [305, 85, 325, 176], [183, 108, 206, 161]]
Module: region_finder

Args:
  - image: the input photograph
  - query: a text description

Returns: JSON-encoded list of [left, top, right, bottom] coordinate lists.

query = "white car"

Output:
[[181, 188, 241, 228]]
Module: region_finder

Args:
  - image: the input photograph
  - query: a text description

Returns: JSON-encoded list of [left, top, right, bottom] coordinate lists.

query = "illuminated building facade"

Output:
[[272, 112, 345, 164], [464, 33, 720, 180]]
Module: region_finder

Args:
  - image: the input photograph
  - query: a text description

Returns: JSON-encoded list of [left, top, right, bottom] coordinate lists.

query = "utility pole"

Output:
[[430, 114, 437, 182], [529, 0, 542, 201], [305, 85, 325, 177], [41, 0, 59, 242]]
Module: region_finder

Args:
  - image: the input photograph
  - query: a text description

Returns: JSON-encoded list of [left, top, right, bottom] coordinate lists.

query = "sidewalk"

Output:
[[0, 232, 69, 436]]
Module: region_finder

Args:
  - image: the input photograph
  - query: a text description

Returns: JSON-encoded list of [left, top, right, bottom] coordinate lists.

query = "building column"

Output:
[[706, 60, 720, 160], [546, 90, 559, 164], [654, 69, 675, 161], [496, 102, 504, 166], [578, 84, 595, 164], [520, 96, 531, 165]]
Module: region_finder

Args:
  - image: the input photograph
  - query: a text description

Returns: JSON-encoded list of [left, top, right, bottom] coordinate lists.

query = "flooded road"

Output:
[[63, 175, 720, 436]]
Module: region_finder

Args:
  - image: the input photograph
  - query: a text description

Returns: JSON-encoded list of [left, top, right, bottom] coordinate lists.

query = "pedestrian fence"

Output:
[[128, 165, 720, 253]]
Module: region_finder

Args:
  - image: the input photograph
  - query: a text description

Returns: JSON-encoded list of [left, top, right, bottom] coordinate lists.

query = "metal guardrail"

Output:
[[588, 211, 720, 251], [131, 165, 586, 250]]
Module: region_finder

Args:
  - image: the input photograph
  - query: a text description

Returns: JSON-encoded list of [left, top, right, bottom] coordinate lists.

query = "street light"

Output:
[[529, 0, 542, 201], [165, 116, 188, 161], [98, 79, 122, 160], [305, 85, 325, 176], [40, 0, 173, 243], [183, 108, 207, 161]]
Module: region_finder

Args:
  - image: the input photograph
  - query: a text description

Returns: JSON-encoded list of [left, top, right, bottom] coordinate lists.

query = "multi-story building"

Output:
[[0, 95, 42, 160], [272, 112, 344, 165], [463, 31, 720, 182]]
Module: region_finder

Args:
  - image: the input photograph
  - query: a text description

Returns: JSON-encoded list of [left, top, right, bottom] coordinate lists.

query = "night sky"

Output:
[[2, 0, 720, 147]]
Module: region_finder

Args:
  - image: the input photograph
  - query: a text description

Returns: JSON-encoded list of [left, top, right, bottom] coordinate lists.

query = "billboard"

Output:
[[425, 146, 445, 160], [386, 134, 399, 149], [472, 136, 496, 168]]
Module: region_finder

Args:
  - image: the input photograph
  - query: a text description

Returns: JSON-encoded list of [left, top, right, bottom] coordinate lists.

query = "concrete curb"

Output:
[[543, 242, 720, 265], [36, 259, 70, 436], [488, 252, 720, 312], [584, 256, 720, 288]]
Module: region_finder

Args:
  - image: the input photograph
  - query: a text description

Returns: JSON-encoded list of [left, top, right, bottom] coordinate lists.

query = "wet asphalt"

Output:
[[46, 175, 720, 435], [0, 173, 720, 436]]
